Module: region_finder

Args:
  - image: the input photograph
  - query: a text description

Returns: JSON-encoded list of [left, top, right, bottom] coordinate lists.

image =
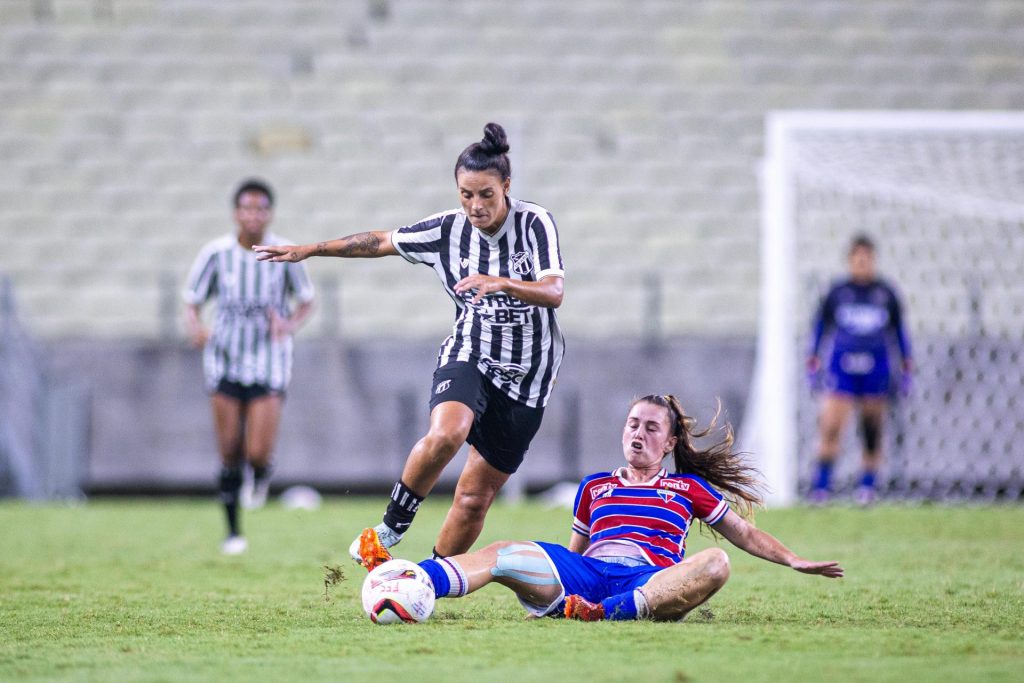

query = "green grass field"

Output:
[[1, 497, 1022, 682]]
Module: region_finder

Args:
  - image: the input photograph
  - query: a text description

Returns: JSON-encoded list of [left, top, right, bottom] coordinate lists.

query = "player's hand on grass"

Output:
[[789, 558, 844, 578], [253, 244, 311, 263]]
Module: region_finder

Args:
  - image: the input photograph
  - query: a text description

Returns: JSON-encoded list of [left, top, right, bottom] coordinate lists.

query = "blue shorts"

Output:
[[827, 351, 890, 397], [529, 542, 663, 616]]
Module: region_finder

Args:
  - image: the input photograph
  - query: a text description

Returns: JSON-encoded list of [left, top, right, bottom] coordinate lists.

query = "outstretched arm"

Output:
[[455, 274, 563, 308], [713, 510, 844, 578], [252, 230, 398, 263]]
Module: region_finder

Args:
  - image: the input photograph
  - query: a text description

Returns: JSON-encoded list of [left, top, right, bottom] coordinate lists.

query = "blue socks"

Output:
[[813, 461, 834, 491], [600, 589, 650, 621], [418, 558, 468, 599], [860, 470, 876, 490]]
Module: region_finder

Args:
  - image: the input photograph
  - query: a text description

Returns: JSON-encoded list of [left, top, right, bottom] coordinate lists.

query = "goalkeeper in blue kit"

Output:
[[806, 234, 913, 505]]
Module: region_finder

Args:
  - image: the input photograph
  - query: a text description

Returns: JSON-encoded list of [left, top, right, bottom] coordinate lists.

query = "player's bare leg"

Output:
[[811, 394, 854, 503], [350, 401, 474, 562], [241, 394, 282, 508], [400, 401, 475, 493], [855, 396, 887, 505], [433, 447, 510, 557], [211, 393, 245, 466], [634, 547, 731, 621], [211, 393, 246, 552], [442, 541, 563, 606]]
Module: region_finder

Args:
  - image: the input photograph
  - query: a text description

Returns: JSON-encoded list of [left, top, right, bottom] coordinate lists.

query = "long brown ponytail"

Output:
[[632, 394, 764, 520]]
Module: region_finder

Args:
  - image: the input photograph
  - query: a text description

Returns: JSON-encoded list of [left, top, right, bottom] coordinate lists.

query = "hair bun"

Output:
[[480, 122, 510, 156]]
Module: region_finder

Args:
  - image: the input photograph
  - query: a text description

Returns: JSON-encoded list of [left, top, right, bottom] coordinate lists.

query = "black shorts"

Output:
[[428, 361, 545, 474], [214, 379, 283, 402]]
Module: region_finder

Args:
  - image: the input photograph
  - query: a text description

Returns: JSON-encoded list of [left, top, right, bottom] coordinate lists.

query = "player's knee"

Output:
[[860, 415, 881, 452], [423, 425, 468, 457], [820, 422, 843, 445], [703, 547, 731, 586], [489, 542, 556, 585], [485, 540, 520, 555], [452, 488, 496, 519]]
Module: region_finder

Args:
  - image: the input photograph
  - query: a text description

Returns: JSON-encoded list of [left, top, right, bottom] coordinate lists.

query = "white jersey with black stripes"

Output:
[[391, 197, 565, 408], [183, 232, 315, 392]]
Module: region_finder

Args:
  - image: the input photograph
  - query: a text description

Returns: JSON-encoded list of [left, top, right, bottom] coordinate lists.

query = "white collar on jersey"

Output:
[[614, 467, 668, 486], [471, 196, 516, 243]]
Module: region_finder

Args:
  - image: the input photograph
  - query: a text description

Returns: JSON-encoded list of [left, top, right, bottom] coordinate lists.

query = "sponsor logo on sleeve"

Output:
[[435, 379, 452, 395]]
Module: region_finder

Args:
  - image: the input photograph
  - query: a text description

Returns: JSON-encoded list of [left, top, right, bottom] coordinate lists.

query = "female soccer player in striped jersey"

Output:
[[356, 394, 843, 621], [806, 234, 913, 505], [184, 178, 315, 554], [254, 123, 565, 560]]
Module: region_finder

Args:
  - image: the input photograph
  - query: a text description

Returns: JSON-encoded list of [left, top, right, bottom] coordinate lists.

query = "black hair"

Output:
[[454, 123, 511, 181], [849, 232, 876, 255], [233, 178, 274, 208]]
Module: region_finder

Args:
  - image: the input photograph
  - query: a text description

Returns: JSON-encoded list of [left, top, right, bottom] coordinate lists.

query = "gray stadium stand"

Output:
[[1, 0, 1022, 496]]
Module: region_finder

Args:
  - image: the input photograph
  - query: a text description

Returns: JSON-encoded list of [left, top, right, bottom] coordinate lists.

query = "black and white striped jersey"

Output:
[[391, 197, 565, 408], [183, 232, 315, 392]]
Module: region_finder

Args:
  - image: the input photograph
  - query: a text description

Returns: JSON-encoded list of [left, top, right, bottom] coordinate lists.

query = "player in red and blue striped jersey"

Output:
[[570, 468, 729, 568], [358, 394, 843, 622]]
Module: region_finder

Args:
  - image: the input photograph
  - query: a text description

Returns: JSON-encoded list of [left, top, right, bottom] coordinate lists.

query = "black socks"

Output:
[[382, 480, 424, 535], [219, 466, 243, 537]]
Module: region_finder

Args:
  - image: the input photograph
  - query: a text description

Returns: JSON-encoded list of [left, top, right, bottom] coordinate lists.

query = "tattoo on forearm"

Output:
[[338, 232, 380, 257], [314, 242, 328, 256]]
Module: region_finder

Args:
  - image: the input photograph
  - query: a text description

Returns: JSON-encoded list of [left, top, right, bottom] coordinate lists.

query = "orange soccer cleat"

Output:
[[563, 594, 605, 621], [357, 527, 393, 571]]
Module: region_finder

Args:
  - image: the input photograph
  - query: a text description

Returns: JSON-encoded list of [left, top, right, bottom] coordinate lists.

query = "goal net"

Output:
[[746, 111, 1024, 506]]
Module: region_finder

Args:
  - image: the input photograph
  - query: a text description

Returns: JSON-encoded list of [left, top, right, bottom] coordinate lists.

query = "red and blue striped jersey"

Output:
[[571, 467, 730, 568]]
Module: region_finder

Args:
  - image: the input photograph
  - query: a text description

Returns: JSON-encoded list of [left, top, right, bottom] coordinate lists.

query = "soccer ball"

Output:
[[361, 559, 436, 624]]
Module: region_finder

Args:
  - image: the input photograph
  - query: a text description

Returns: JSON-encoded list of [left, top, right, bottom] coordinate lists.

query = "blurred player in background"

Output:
[[254, 123, 565, 561], [357, 394, 842, 621], [806, 234, 912, 505], [184, 178, 315, 554]]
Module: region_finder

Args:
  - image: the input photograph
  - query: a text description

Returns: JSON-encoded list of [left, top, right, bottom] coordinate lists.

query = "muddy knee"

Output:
[[703, 547, 731, 586]]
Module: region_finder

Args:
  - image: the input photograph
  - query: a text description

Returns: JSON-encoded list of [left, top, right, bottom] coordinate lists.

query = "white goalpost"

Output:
[[746, 111, 1024, 506]]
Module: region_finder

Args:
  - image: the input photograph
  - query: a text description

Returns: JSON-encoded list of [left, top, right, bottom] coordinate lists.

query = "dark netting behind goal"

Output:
[[787, 121, 1024, 501]]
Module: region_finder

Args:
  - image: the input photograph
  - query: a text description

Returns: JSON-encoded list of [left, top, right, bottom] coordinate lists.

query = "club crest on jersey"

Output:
[[657, 490, 676, 504], [509, 251, 533, 275], [435, 380, 452, 395]]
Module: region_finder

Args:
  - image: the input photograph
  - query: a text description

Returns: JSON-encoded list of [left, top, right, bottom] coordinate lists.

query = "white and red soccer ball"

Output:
[[361, 559, 436, 624]]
